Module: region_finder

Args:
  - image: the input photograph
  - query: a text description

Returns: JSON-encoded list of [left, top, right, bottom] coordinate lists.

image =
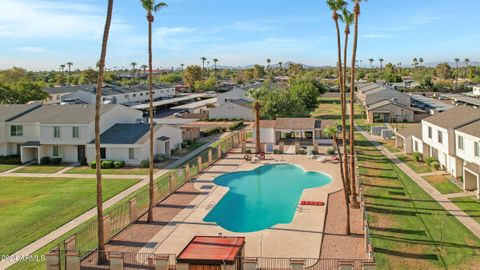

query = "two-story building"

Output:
[[454, 120, 480, 197], [421, 106, 480, 178], [209, 88, 254, 120]]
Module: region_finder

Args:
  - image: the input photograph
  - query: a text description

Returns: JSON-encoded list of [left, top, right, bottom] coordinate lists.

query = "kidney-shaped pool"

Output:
[[203, 163, 332, 232]]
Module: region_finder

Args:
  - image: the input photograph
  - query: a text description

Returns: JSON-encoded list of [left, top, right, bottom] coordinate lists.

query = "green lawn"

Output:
[[357, 133, 480, 269], [381, 139, 401, 153], [0, 177, 139, 255], [397, 154, 432, 174], [13, 165, 65, 174], [0, 164, 16, 173], [65, 167, 153, 175], [451, 196, 480, 225], [423, 175, 463, 194]]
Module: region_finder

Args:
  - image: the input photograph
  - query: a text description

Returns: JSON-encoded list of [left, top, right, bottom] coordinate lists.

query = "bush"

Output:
[[201, 127, 222, 137], [273, 149, 283, 154], [101, 160, 114, 169], [425, 157, 436, 166], [220, 127, 227, 132], [113, 160, 125, 169], [298, 149, 306, 155], [140, 160, 149, 168], [154, 154, 167, 162], [40, 157, 51, 165], [50, 157, 62, 165], [80, 157, 88, 166], [327, 148, 336, 155], [90, 161, 96, 169], [244, 149, 252, 154], [228, 121, 244, 131], [412, 152, 423, 162], [0, 155, 21, 165], [431, 161, 440, 170]]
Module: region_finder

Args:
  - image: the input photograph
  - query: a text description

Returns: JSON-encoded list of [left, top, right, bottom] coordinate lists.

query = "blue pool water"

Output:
[[203, 163, 331, 232]]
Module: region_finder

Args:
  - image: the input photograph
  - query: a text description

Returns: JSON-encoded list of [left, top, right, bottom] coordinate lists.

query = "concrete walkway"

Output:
[[0, 132, 231, 270], [418, 171, 451, 177], [359, 129, 480, 239], [445, 191, 478, 199]]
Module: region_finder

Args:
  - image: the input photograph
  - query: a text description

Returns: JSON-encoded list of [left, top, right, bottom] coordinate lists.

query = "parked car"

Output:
[[173, 110, 187, 117]]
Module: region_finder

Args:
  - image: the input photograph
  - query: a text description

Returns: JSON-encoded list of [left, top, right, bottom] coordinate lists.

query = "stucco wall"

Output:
[[209, 103, 254, 120]]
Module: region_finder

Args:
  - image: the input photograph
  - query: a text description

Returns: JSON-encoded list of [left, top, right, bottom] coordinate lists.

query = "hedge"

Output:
[[50, 158, 62, 165], [228, 121, 244, 131], [412, 152, 423, 162], [40, 157, 51, 166], [0, 155, 21, 165], [113, 161, 125, 169], [101, 160, 114, 169], [201, 127, 222, 137], [140, 160, 149, 168]]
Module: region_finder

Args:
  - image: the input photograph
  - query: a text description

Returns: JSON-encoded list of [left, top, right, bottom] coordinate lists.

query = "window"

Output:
[[128, 148, 135, 159], [133, 94, 136, 97], [428, 127, 432, 139], [10, 125, 23, 136], [475, 142, 480, 157], [53, 126, 61, 138], [458, 135, 464, 150], [437, 131, 443, 144], [72, 126, 79, 138], [52, 145, 64, 157], [124, 94, 129, 98], [100, 148, 106, 159]]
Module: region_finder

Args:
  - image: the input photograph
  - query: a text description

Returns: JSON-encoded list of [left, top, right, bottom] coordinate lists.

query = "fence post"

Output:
[[197, 156, 203, 173], [185, 164, 190, 182], [45, 250, 60, 270], [290, 259, 305, 270], [154, 255, 169, 270], [208, 149, 213, 164], [169, 173, 176, 193], [279, 141, 284, 153], [217, 144, 222, 159], [313, 141, 319, 153], [109, 253, 123, 270], [242, 258, 257, 270], [129, 198, 137, 224], [65, 251, 80, 270], [64, 235, 76, 251], [241, 142, 246, 153], [103, 215, 111, 244], [294, 141, 300, 154]]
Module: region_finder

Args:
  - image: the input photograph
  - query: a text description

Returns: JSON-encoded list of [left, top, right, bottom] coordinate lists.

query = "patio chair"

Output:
[[307, 150, 315, 159]]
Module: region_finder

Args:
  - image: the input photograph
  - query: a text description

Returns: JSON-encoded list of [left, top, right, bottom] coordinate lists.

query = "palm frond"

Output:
[[140, 0, 154, 11], [154, 2, 168, 12]]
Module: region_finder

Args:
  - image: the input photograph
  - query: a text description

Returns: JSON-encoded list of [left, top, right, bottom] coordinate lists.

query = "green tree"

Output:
[[183, 65, 202, 87], [157, 73, 182, 83], [435, 63, 452, 80], [287, 63, 304, 76], [140, 0, 168, 223], [253, 64, 266, 79], [290, 76, 326, 111]]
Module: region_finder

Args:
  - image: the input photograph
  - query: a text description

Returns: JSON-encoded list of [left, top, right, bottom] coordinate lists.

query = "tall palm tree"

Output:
[[213, 58, 219, 70], [349, 0, 364, 209], [59, 64, 66, 85], [66, 62, 74, 85], [465, 58, 470, 79], [412, 58, 418, 68], [368, 58, 374, 68], [140, 0, 168, 223], [340, 7, 353, 207], [201, 57, 207, 78], [454, 58, 460, 89], [266, 58, 271, 69], [180, 63, 184, 71], [131, 62, 138, 78], [378, 58, 384, 69], [278, 61, 283, 69], [323, 125, 349, 234], [419, 57, 424, 67], [94, 0, 114, 263], [141, 64, 148, 73]]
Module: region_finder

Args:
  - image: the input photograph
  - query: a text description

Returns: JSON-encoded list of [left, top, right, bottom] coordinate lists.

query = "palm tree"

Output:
[[201, 57, 207, 78], [412, 58, 418, 68], [94, 0, 114, 263], [349, 0, 363, 209], [213, 58, 219, 70], [465, 58, 470, 79], [266, 58, 271, 69], [419, 58, 424, 67], [368, 58, 374, 68], [141, 64, 148, 73], [140, 0, 168, 223], [323, 125, 350, 234], [131, 62, 138, 78], [378, 58, 384, 69], [454, 58, 460, 89], [59, 64, 66, 85], [180, 63, 184, 71], [278, 61, 283, 69], [340, 7, 353, 207]]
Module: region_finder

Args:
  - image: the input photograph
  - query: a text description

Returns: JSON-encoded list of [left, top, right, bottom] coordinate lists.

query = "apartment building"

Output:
[[454, 120, 480, 197]]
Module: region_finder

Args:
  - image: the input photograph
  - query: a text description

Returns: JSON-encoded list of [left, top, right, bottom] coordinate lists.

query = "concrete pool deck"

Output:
[[145, 150, 344, 258]]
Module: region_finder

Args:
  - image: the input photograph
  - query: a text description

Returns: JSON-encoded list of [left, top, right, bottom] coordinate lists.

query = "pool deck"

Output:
[[145, 150, 344, 258]]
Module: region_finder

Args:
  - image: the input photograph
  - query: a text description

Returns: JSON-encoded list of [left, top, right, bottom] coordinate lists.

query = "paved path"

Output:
[[359, 129, 480, 239], [0, 132, 231, 270], [418, 171, 451, 177], [445, 191, 478, 199]]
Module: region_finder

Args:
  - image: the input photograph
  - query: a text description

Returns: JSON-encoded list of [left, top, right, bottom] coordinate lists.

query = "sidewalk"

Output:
[[359, 129, 480, 239], [0, 132, 231, 270]]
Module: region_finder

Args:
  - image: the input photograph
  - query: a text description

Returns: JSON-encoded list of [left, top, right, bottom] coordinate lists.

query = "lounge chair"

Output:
[[307, 150, 315, 159]]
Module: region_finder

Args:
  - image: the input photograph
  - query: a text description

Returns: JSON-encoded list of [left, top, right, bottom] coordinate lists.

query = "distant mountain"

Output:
[[423, 61, 480, 67], [216, 61, 320, 70]]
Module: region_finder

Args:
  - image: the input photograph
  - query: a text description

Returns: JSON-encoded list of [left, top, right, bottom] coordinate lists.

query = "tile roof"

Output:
[[10, 104, 117, 124], [256, 118, 322, 130], [367, 100, 424, 112], [422, 106, 480, 129]]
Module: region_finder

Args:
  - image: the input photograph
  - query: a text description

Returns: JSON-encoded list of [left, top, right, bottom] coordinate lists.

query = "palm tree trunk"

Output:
[[147, 12, 155, 223], [95, 0, 114, 263], [342, 28, 351, 205], [349, 1, 360, 208], [334, 137, 350, 234]]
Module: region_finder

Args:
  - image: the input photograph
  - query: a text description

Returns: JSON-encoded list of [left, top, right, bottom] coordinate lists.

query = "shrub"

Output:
[[201, 127, 222, 137], [220, 127, 227, 132], [244, 149, 252, 154], [298, 149, 306, 155], [50, 157, 62, 165], [327, 148, 336, 155], [140, 160, 149, 168], [273, 149, 280, 154], [90, 161, 96, 169], [412, 152, 423, 162], [80, 157, 88, 166], [0, 155, 21, 165], [40, 157, 51, 165], [154, 154, 167, 162], [228, 121, 244, 131], [431, 161, 440, 170], [113, 160, 125, 169], [101, 160, 114, 169], [425, 157, 436, 166]]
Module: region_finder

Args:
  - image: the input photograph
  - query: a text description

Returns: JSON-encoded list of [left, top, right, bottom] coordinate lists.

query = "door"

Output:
[[77, 145, 86, 163], [165, 141, 170, 156]]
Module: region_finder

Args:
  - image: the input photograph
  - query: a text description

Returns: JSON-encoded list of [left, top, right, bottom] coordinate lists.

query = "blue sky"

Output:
[[0, 0, 479, 70]]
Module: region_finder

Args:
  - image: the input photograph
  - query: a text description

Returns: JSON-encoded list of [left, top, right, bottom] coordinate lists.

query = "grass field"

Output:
[[0, 177, 139, 255], [0, 164, 16, 173], [397, 154, 432, 174], [357, 133, 480, 269], [65, 167, 154, 175], [423, 175, 463, 194], [13, 165, 65, 174], [451, 196, 480, 225]]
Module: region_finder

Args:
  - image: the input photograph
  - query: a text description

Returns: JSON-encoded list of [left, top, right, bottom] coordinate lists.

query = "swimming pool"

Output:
[[203, 163, 332, 232]]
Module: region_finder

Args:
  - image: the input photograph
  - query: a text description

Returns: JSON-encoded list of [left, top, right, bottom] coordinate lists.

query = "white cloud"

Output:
[[15, 46, 49, 53]]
